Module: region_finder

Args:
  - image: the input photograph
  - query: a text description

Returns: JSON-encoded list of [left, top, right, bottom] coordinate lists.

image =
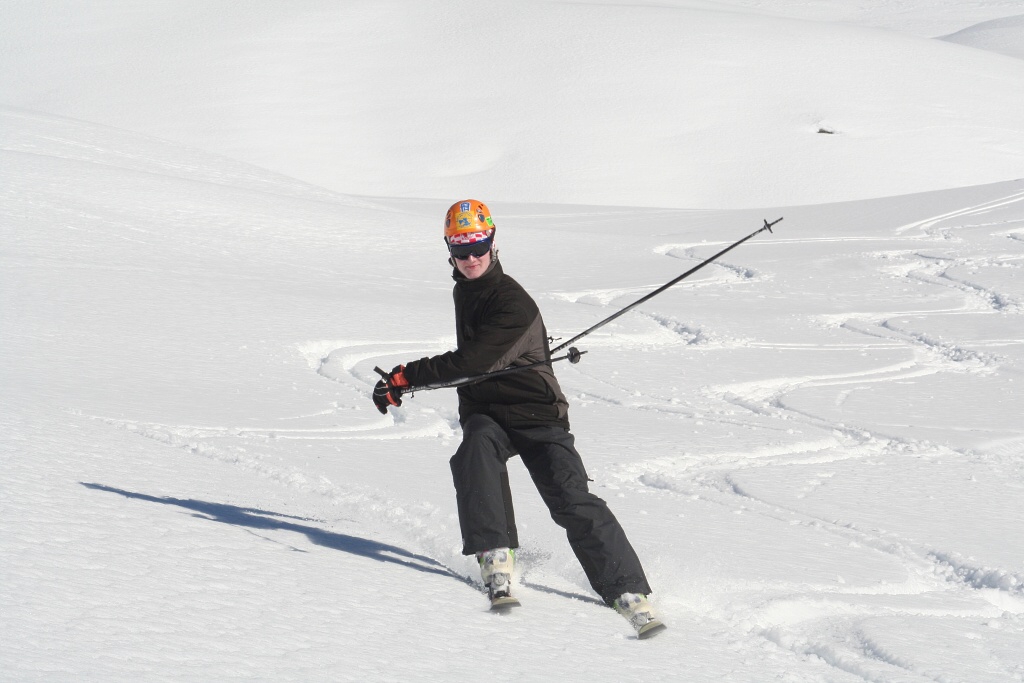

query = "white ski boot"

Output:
[[613, 593, 667, 639], [477, 548, 520, 612]]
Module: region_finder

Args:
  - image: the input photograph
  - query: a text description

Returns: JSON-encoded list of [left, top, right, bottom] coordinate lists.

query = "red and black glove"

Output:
[[372, 365, 409, 414]]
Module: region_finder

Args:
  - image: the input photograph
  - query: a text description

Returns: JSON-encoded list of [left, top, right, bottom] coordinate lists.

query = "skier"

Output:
[[371, 199, 666, 639]]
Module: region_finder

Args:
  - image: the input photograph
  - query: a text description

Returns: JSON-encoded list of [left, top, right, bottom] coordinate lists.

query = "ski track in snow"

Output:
[[70, 187, 1024, 679], [7, 2, 1024, 676], [533, 193, 1024, 677]]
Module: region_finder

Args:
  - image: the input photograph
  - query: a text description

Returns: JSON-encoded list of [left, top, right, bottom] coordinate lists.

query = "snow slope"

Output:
[[4, 106, 1024, 682], [941, 14, 1024, 60], [2, 2, 1024, 681], [706, 0, 1024, 37], [2, 1, 1023, 208]]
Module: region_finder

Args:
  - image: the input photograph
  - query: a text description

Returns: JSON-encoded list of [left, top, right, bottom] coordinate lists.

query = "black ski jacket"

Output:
[[403, 259, 570, 430]]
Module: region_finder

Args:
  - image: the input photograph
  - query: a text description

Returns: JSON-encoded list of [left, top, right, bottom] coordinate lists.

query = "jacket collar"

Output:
[[451, 257, 502, 289]]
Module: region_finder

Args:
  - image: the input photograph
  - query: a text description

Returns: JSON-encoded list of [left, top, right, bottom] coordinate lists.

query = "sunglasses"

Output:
[[449, 239, 492, 260]]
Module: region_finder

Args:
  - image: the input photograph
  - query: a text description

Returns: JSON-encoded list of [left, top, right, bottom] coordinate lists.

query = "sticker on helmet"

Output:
[[460, 202, 471, 212]]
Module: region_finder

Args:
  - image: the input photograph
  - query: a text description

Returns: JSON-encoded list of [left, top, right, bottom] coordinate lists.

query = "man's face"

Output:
[[454, 248, 492, 280]]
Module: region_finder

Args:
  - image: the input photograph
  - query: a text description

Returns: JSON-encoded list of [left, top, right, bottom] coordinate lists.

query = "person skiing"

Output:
[[371, 199, 666, 639]]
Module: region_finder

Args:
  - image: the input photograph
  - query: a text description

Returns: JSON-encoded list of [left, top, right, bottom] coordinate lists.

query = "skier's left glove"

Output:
[[372, 365, 409, 414]]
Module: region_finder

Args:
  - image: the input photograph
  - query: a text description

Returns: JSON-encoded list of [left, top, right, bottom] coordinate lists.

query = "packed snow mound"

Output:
[[3, 1, 1024, 209], [940, 14, 1024, 60]]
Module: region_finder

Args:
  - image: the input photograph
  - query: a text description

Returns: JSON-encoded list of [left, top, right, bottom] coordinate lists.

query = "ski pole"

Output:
[[551, 217, 781, 354], [375, 218, 777, 397], [375, 347, 587, 395]]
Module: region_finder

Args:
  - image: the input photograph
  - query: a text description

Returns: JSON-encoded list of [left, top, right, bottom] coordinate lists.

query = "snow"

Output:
[[941, 14, 1024, 60], [2, 1, 1023, 681], [4, 1, 1024, 209]]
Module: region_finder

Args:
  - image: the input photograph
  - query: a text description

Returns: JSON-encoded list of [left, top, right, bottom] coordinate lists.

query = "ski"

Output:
[[489, 594, 521, 612], [636, 618, 667, 640]]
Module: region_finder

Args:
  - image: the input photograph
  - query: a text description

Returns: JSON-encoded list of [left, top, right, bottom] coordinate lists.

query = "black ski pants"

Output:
[[450, 413, 651, 604]]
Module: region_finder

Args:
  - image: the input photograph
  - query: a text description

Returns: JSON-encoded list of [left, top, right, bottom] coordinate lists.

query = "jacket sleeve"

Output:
[[403, 292, 535, 387]]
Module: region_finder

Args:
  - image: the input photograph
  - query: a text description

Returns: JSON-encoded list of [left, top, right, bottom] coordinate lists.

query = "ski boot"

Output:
[[477, 548, 520, 612], [613, 593, 667, 639]]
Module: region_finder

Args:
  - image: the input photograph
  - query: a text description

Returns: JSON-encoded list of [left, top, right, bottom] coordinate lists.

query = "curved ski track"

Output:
[[88, 191, 1024, 680]]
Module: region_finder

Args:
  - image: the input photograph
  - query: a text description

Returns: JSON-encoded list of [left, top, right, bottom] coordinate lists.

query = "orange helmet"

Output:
[[444, 199, 495, 245]]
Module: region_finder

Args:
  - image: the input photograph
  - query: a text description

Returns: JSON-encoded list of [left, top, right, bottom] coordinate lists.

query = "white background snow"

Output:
[[2, 1, 1023, 681]]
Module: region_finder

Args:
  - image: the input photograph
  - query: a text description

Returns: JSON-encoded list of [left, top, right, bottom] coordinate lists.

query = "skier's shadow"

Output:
[[81, 483, 466, 581]]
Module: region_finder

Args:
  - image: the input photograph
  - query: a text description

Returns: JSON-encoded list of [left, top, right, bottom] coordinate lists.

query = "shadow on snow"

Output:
[[81, 482, 468, 582]]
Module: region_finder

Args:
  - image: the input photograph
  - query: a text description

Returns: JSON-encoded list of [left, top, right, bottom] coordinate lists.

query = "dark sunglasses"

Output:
[[449, 239, 492, 260]]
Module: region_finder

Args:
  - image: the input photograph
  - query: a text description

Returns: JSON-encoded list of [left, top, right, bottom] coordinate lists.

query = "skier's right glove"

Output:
[[372, 365, 409, 414]]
